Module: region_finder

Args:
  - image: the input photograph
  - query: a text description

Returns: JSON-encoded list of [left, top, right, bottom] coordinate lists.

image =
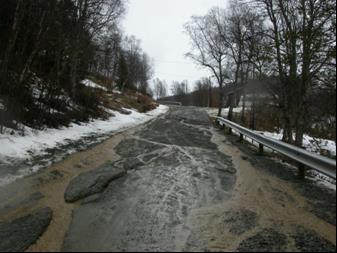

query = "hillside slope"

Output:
[[0, 79, 168, 186]]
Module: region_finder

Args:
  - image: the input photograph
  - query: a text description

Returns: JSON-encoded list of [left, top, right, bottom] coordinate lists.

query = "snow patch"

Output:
[[221, 125, 336, 187], [208, 106, 336, 157], [260, 131, 336, 157], [0, 105, 169, 186], [308, 171, 336, 191], [113, 89, 122, 95], [205, 107, 244, 117], [81, 79, 108, 92], [0, 105, 168, 160], [272, 158, 336, 191]]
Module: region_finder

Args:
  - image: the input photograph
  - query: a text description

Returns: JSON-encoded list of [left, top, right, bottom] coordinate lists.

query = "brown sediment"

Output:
[[0, 109, 335, 252], [0, 125, 140, 252], [187, 128, 336, 252], [26, 128, 140, 252]]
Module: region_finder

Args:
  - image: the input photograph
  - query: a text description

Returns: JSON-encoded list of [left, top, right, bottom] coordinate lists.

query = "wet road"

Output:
[[62, 106, 336, 252], [1, 106, 335, 252], [63, 107, 237, 251]]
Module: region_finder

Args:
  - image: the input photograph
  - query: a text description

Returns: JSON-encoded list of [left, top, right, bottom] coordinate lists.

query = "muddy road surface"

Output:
[[0, 106, 336, 252]]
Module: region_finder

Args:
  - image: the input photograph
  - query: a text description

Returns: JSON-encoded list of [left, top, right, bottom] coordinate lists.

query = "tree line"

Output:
[[0, 0, 153, 131], [184, 0, 336, 146]]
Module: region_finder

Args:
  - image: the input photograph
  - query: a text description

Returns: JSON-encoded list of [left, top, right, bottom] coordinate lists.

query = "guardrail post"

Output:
[[240, 133, 244, 142], [298, 163, 306, 179], [259, 144, 264, 155], [216, 120, 222, 129], [228, 127, 232, 135]]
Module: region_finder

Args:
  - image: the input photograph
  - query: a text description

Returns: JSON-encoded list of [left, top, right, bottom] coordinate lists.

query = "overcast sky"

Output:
[[123, 0, 228, 93]]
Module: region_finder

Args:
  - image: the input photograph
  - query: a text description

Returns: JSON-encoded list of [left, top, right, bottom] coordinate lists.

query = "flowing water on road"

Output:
[[0, 107, 335, 252]]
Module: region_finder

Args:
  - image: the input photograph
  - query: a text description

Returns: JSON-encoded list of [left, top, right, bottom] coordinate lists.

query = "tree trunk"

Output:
[[294, 96, 307, 147], [250, 91, 256, 130], [70, 0, 89, 98], [282, 111, 294, 144], [0, 0, 24, 91], [218, 87, 224, 117], [241, 90, 246, 124], [19, 8, 48, 83], [228, 94, 235, 121], [295, 121, 304, 147], [208, 85, 212, 108]]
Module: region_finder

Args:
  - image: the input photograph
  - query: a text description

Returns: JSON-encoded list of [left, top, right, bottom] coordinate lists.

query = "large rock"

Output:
[[64, 163, 126, 203], [0, 207, 53, 252]]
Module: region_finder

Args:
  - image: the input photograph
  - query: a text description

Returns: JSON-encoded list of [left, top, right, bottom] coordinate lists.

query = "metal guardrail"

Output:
[[216, 117, 336, 180]]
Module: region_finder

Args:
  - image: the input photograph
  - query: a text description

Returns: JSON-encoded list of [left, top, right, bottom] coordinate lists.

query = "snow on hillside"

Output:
[[210, 108, 336, 188], [0, 105, 168, 160], [0, 105, 168, 186], [206, 107, 336, 157], [260, 131, 336, 157], [81, 79, 108, 91], [205, 107, 244, 117]]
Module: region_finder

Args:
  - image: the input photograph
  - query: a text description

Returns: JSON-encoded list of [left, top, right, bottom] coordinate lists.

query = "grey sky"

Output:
[[124, 0, 227, 92]]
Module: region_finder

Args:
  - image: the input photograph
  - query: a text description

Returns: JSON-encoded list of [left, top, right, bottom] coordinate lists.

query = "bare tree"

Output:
[[118, 36, 153, 94], [226, 1, 268, 123], [93, 26, 122, 91], [193, 78, 212, 107], [185, 8, 230, 116], [254, 0, 336, 146], [171, 81, 189, 97], [153, 78, 168, 99], [0, 0, 128, 129], [69, 0, 125, 97], [137, 53, 153, 95]]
